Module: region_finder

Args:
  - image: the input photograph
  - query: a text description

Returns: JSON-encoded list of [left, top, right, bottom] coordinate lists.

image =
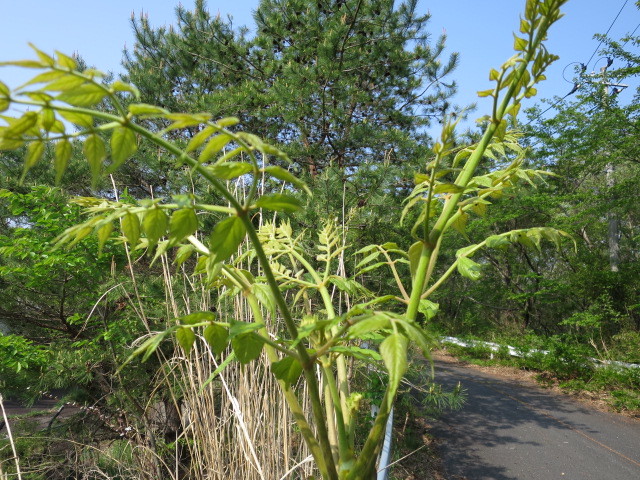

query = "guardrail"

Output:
[[440, 336, 640, 370]]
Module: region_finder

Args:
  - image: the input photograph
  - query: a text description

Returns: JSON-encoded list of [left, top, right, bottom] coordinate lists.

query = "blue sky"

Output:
[[1, 0, 638, 126]]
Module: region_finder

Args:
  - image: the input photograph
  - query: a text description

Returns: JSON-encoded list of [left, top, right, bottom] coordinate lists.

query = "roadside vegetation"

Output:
[[1, 0, 639, 478]]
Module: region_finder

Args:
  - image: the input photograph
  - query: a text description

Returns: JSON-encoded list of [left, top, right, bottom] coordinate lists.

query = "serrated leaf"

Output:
[[329, 345, 382, 362], [514, 35, 528, 51], [457, 256, 482, 281], [271, 357, 303, 387], [6, 112, 38, 137], [486, 234, 510, 249], [59, 110, 93, 128], [215, 117, 240, 127], [143, 208, 168, 247], [44, 75, 86, 92], [128, 103, 170, 116], [97, 222, 113, 254], [19, 70, 65, 87], [40, 108, 56, 131], [24, 140, 44, 170], [174, 243, 195, 267], [209, 216, 246, 263], [203, 323, 229, 355], [252, 283, 276, 316], [83, 134, 106, 183], [199, 133, 233, 163], [109, 126, 137, 171], [418, 299, 439, 320], [263, 165, 311, 195], [54, 139, 72, 184], [57, 84, 107, 106], [0, 60, 47, 68], [164, 112, 211, 130], [111, 81, 140, 98], [348, 314, 391, 338], [55, 51, 77, 69], [434, 183, 465, 194], [255, 193, 302, 213], [489, 68, 500, 81], [121, 212, 141, 247], [208, 161, 253, 179], [380, 333, 408, 400], [355, 250, 381, 270], [231, 333, 264, 364], [186, 126, 215, 152], [176, 327, 196, 356], [29, 44, 55, 66], [169, 208, 198, 245], [180, 311, 216, 325]]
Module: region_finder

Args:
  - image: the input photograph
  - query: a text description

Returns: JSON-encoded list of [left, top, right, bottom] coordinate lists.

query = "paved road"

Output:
[[431, 359, 640, 480]]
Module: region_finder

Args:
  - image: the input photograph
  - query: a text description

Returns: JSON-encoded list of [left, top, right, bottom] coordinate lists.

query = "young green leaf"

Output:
[[121, 212, 141, 247], [109, 126, 137, 171], [57, 84, 107, 107], [142, 208, 168, 247], [97, 222, 114, 254], [203, 323, 229, 356], [271, 357, 303, 387], [263, 165, 311, 195], [209, 216, 246, 263], [55, 51, 77, 69], [128, 103, 170, 116], [59, 110, 93, 128], [208, 161, 253, 179], [199, 133, 233, 163], [176, 327, 196, 356], [83, 134, 106, 184], [54, 139, 72, 185], [255, 193, 302, 213], [169, 208, 198, 245], [380, 333, 408, 399], [231, 333, 264, 364], [457, 256, 482, 281]]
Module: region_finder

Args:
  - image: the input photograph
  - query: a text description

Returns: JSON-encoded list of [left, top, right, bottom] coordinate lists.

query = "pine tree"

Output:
[[123, 0, 458, 175]]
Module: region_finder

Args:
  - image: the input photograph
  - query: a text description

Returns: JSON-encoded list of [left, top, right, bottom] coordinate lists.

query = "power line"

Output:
[[527, 0, 632, 127], [585, 0, 629, 69], [621, 22, 640, 48]]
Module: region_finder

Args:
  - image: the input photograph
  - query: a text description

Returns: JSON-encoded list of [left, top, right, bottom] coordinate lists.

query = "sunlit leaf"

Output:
[[199, 133, 233, 163], [83, 134, 106, 184], [255, 193, 302, 213], [109, 126, 137, 171], [142, 208, 168, 248], [121, 212, 141, 247], [128, 103, 170, 116], [457, 256, 482, 281], [54, 139, 72, 185], [380, 333, 408, 400], [58, 84, 107, 106], [169, 208, 198, 245], [59, 110, 93, 128], [208, 161, 253, 179], [97, 221, 114, 254]]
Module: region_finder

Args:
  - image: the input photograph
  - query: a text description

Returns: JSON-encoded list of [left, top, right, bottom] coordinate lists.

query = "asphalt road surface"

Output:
[[431, 359, 640, 480]]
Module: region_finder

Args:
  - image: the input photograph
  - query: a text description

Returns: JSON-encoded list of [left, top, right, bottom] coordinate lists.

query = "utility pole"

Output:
[[595, 60, 628, 272]]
